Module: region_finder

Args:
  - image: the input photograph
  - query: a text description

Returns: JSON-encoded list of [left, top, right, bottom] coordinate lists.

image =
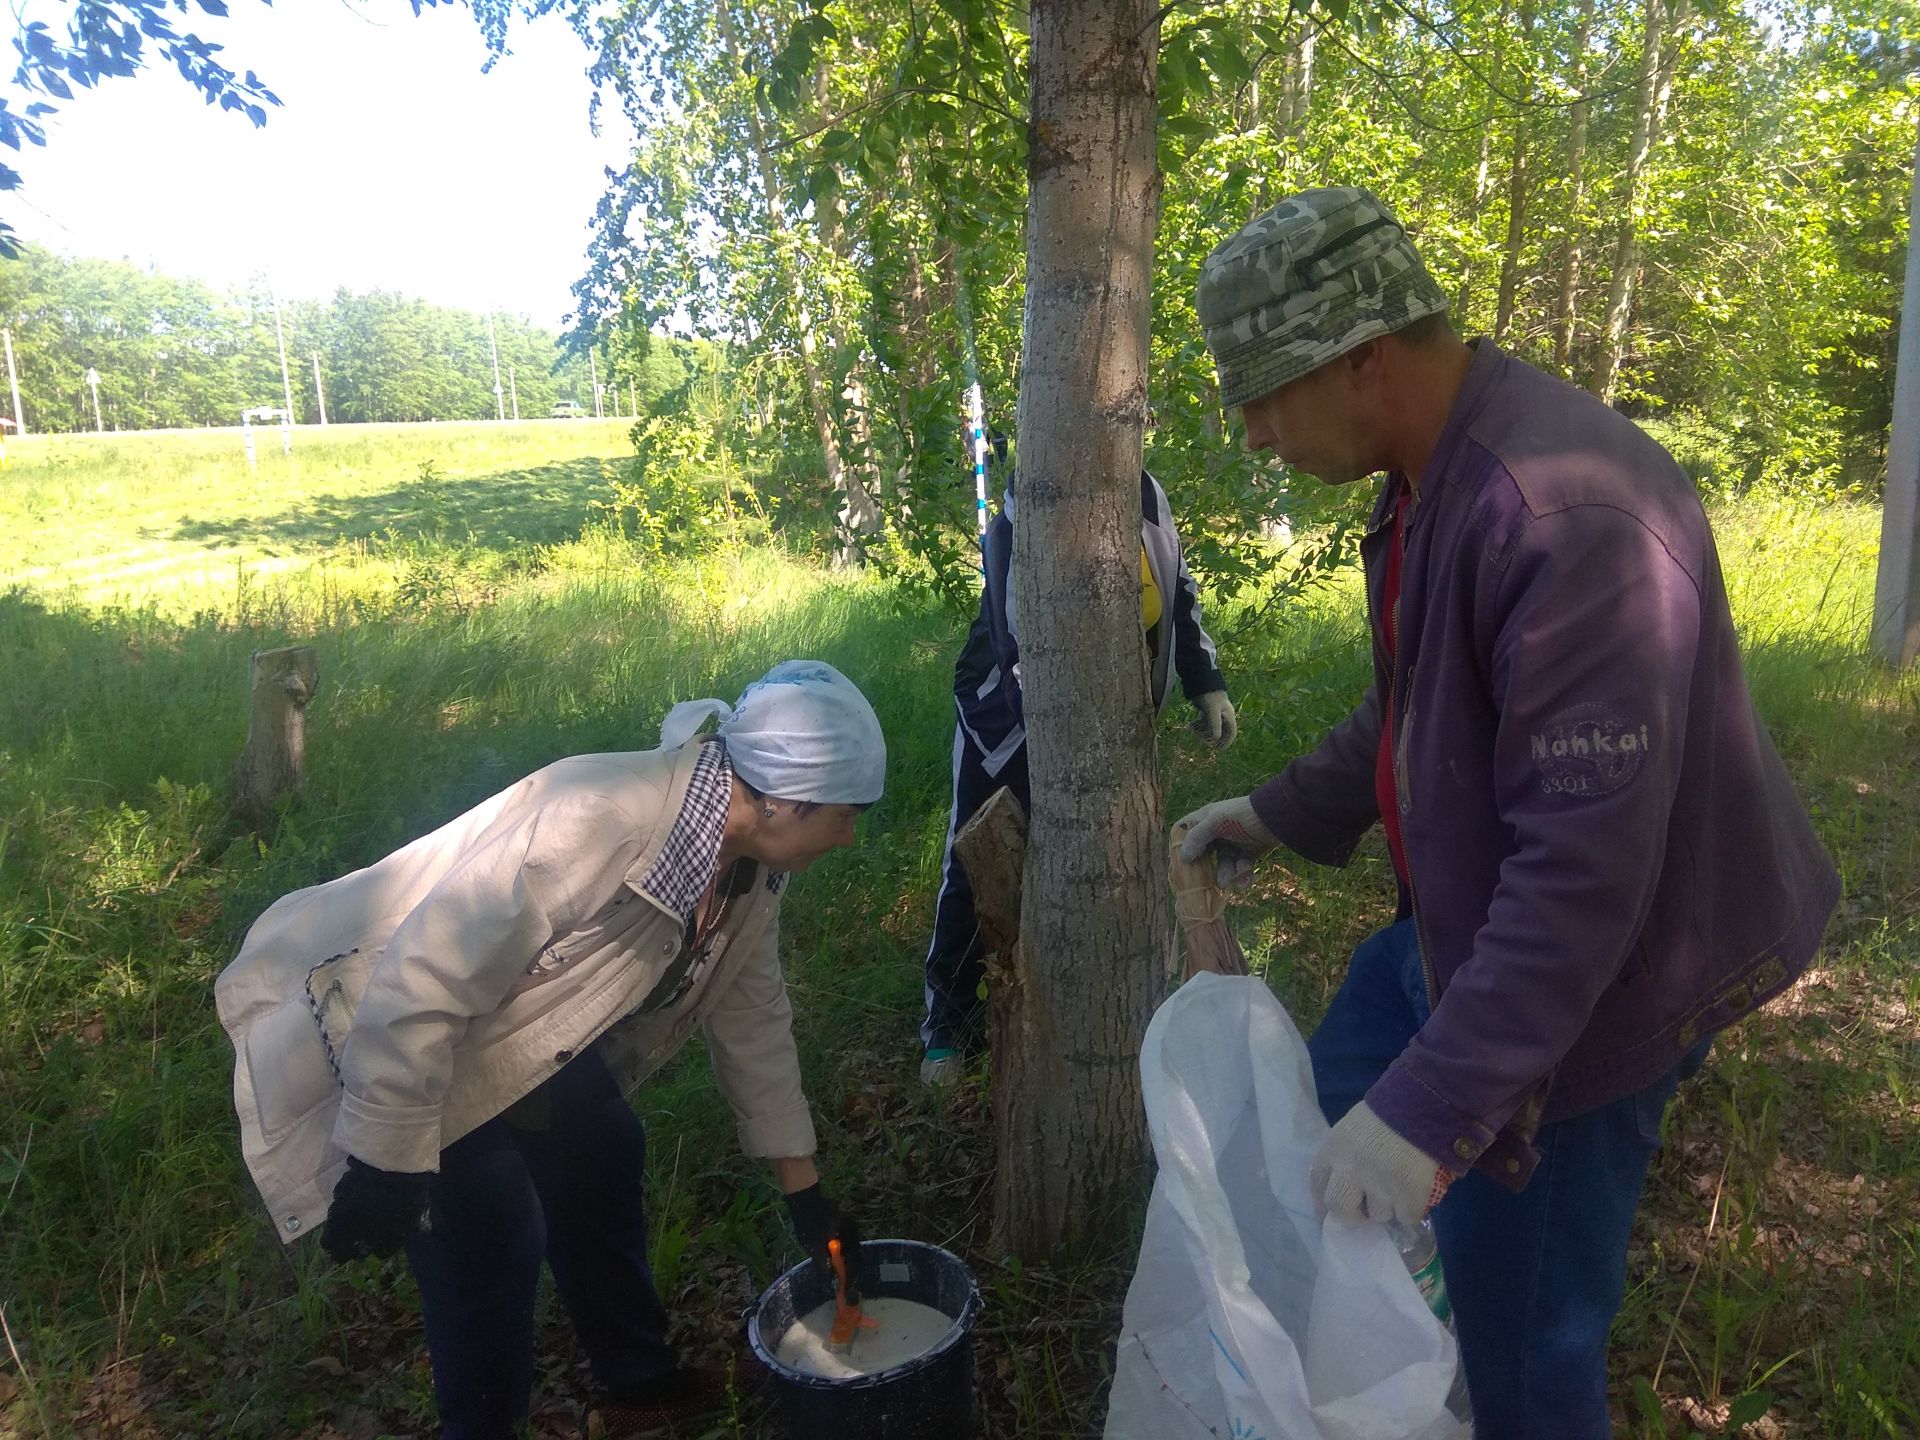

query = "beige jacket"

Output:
[[216, 741, 815, 1244]]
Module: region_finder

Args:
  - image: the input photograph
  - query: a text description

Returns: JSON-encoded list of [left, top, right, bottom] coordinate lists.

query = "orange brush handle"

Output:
[[826, 1238, 878, 1346]]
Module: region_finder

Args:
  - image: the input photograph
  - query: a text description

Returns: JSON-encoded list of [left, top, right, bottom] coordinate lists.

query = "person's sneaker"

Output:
[[582, 1366, 729, 1439], [919, 1047, 961, 1086]]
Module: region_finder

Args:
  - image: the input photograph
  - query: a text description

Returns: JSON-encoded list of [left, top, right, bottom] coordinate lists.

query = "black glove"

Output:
[[784, 1183, 864, 1302], [320, 1157, 431, 1263]]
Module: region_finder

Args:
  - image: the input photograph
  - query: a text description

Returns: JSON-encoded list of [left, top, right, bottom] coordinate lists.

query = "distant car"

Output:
[[550, 401, 587, 419]]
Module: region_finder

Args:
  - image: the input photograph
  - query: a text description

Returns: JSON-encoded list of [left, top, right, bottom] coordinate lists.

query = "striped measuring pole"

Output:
[[967, 381, 989, 538]]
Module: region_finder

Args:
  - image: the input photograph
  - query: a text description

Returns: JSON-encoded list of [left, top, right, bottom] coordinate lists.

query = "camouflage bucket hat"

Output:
[[1196, 186, 1448, 410]]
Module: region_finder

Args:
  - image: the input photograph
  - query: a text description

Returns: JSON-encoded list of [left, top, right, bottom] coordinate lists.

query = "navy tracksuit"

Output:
[[921, 472, 1228, 1051]]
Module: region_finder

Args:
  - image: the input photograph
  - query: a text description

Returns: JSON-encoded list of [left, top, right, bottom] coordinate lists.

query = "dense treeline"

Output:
[[0, 248, 706, 432], [513, 0, 1916, 593]]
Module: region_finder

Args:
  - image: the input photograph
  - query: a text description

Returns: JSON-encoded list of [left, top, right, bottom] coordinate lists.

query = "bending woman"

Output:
[[218, 660, 882, 1439]]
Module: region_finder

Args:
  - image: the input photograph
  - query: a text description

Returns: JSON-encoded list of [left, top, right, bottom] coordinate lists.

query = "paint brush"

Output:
[[826, 1237, 878, 1356]]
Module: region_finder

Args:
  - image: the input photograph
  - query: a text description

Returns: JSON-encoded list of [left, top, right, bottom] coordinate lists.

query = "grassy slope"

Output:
[[0, 434, 1913, 1439], [0, 421, 636, 614]]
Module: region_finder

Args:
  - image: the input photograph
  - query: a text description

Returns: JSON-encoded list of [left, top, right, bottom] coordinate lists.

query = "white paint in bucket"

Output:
[[774, 1297, 958, 1380]]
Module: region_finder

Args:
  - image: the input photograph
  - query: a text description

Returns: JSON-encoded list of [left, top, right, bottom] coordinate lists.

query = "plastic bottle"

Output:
[[1388, 1218, 1474, 1427]]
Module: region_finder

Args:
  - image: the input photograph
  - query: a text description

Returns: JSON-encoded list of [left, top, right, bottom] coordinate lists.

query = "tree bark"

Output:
[[1280, 21, 1316, 141], [1591, 0, 1688, 403], [1000, 0, 1168, 1259], [232, 646, 318, 828], [1872, 117, 1920, 668], [1553, 0, 1595, 375]]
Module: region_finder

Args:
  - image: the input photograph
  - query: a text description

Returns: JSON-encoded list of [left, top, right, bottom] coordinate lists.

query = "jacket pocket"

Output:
[[511, 891, 659, 998], [244, 997, 342, 1142]]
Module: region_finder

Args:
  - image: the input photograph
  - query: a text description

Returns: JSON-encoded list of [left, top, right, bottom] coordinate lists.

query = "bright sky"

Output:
[[8, 0, 635, 331]]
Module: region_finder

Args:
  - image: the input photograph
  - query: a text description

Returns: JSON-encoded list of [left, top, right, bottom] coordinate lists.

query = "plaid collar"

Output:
[[638, 742, 733, 923]]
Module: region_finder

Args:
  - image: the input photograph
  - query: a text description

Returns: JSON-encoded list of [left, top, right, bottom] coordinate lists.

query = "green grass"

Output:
[[0, 420, 636, 615], [0, 431, 1914, 1439]]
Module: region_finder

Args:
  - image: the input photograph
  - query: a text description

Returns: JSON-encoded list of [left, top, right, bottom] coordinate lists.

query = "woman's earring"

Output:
[[762, 805, 776, 819]]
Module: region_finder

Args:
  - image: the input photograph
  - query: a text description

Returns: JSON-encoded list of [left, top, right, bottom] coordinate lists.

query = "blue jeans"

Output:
[[404, 1049, 676, 1440], [1308, 920, 1711, 1440]]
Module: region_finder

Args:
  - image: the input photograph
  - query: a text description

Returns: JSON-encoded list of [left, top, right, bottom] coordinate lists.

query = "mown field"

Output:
[[0, 424, 1914, 1439]]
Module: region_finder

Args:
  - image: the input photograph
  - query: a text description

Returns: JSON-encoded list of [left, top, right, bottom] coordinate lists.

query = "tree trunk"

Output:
[[1591, 0, 1687, 403], [717, 0, 859, 555], [838, 371, 883, 556], [1493, 0, 1538, 345], [232, 646, 319, 829], [999, 0, 1167, 1259], [1871, 118, 1920, 668], [1456, 1, 1510, 327], [887, 225, 933, 519], [814, 62, 885, 565], [1553, 0, 1595, 375], [1280, 22, 1316, 140]]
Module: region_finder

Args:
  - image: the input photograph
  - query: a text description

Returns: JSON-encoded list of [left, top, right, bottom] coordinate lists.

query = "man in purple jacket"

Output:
[[1175, 187, 1839, 1437]]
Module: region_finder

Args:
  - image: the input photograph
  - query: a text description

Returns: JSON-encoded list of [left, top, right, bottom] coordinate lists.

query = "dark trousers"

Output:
[[1308, 919, 1712, 1440], [404, 1050, 675, 1440], [921, 725, 1030, 1052]]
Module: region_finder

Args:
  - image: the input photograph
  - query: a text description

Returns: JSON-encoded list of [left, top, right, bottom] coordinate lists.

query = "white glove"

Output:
[[1311, 1100, 1453, 1225], [1172, 795, 1275, 889], [1192, 691, 1238, 749]]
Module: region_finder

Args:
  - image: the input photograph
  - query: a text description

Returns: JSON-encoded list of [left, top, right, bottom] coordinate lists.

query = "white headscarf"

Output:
[[658, 660, 886, 805]]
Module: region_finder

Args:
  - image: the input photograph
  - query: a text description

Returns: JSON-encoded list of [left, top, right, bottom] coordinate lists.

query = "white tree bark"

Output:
[[1592, 0, 1688, 403], [1872, 116, 1920, 668], [1554, 0, 1596, 375]]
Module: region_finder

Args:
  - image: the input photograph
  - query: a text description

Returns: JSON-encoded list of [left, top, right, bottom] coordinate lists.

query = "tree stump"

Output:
[[231, 646, 319, 829]]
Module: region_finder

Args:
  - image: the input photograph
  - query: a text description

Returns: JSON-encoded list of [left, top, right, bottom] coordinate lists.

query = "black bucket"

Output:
[[746, 1238, 982, 1439]]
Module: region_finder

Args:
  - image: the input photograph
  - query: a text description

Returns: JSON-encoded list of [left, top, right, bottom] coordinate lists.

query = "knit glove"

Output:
[[1173, 795, 1276, 889], [1168, 818, 1228, 928], [1310, 1101, 1454, 1226], [1168, 819, 1249, 978], [321, 1157, 431, 1262], [784, 1183, 864, 1300], [1191, 691, 1239, 749]]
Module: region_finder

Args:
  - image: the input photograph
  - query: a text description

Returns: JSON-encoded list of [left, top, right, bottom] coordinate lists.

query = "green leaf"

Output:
[[1207, 39, 1255, 88], [1725, 1392, 1774, 1428], [1629, 1378, 1668, 1437], [816, 128, 858, 162], [1174, 42, 1205, 100]]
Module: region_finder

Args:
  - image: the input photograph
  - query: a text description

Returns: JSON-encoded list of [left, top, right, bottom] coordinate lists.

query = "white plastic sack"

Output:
[[1106, 974, 1467, 1440]]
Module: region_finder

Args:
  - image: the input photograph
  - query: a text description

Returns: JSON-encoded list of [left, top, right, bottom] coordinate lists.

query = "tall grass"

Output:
[[0, 427, 1914, 1437]]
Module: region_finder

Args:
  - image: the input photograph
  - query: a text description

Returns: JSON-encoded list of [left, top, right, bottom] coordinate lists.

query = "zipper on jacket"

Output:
[[1390, 488, 1442, 1014]]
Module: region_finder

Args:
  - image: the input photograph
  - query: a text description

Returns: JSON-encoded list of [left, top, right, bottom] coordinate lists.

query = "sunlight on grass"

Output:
[[0, 427, 1914, 1437]]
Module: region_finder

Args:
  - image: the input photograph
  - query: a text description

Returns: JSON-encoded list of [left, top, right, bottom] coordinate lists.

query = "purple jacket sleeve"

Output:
[[1367, 505, 1700, 1171], [1249, 684, 1383, 867]]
